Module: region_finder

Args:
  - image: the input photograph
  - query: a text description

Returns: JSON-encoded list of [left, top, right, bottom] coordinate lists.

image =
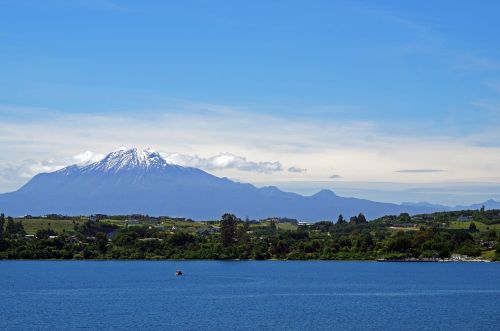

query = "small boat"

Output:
[[175, 270, 183, 276]]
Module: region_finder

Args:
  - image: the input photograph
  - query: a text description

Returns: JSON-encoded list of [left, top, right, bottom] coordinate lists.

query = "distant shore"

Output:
[[1, 210, 498, 262], [1, 257, 497, 263]]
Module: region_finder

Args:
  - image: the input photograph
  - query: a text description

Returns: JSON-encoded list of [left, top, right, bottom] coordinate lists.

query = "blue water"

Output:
[[0, 261, 499, 330]]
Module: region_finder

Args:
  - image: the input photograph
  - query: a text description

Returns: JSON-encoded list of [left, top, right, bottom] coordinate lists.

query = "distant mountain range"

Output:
[[0, 148, 498, 221]]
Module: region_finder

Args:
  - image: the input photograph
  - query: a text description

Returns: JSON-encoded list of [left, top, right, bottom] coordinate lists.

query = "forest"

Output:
[[0, 209, 499, 261]]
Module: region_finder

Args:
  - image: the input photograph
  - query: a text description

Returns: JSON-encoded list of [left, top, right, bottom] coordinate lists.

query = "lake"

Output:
[[0, 261, 499, 330]]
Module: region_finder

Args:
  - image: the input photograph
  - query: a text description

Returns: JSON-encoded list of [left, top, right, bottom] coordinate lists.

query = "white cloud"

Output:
[[0, 159, 62, 180], [73, 151, 104, 164], [330, 174, 342, 179], [287, 166, 306, 173], [164, 152, 283, 173], [1, 103, 500, 202], [396, 169, 444, 173], [0, 159, 67, 192], [0, 150, 105, 190]]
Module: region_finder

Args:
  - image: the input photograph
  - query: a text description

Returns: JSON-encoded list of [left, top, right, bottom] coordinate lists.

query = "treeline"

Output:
[[0, 212, 498, 260]]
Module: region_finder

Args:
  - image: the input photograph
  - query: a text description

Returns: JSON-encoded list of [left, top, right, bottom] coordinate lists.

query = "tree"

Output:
[[398, 213, 411, 223], [5, 217, 15, 236], [168, 232, 195, 246], [349, 214, 367, 225], [36, 228, 56, 239], [337, 214, 345, 225], [457, 241, 481, 257], [468, 222, 477, 232], [96, 232, 108, 254], [5, 217, 25, 237], [387, 231, 413, 253], [236, 221, 250, 244], [269, 218, 278, 232], [357, 232, 374, 252], [220, 213, 237, 247], [487, 229, 497, 241], [0, 213, 5, 238]]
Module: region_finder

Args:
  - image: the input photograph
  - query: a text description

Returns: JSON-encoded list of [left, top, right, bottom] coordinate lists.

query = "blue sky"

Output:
[[1, 0, 500, 204]]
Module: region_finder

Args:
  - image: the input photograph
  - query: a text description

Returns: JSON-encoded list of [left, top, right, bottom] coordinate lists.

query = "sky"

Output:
[[1, 0, 500, 205]]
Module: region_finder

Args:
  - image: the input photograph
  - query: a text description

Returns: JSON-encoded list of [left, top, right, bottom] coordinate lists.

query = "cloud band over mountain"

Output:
[[396, 169, 444, 173], [163, 152, 283, 173]]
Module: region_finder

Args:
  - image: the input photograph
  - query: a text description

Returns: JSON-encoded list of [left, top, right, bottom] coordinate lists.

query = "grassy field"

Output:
[[16, 218, 87, 235], [448, 221, 500, 233], [481, 249, 497, 260], [161, 219, 206, 228], [14, 218, 499, 236], [277, 222, 298, 231], [101, 218, 127, 226], [388, 226, 419, 232]]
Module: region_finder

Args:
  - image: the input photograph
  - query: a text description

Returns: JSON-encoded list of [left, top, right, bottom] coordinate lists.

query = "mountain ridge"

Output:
[[0, 148, 497, 220]]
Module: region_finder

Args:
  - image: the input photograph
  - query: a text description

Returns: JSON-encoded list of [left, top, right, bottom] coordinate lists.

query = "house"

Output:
[[457, 215, 472, 222], [479, 240, 497, 249], [451, 254, 468, 261], [298, 221, 310, 226], [67, 235, 79, 243]]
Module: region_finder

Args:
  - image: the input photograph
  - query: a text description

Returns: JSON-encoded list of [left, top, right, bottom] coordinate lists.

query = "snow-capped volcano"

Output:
[[78, 147, 174, 174], [0, 147, 453, 220]]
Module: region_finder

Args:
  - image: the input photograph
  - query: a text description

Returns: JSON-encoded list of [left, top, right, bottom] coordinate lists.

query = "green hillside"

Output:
[[0, 210, 498, 261]]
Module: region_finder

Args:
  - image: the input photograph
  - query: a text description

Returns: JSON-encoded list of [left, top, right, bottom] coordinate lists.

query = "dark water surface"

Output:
[[1, 261, 499, 330]]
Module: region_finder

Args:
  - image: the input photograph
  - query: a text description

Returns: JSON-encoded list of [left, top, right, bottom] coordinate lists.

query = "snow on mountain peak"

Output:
[[80, 147, 173, 173]]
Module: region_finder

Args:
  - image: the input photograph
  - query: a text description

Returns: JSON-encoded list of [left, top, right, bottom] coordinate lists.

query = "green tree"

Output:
[[337, 214, 345, 225], [487, 229, 497, 241], [468, 222, 477, 232], [0, 213, 5, 238], [358, 232, 374, 251], [387, 231, 413, 253], [457, 241, 481, 257], [496, 242, 500, 261], [168, 232, 195, 246], [270, 240, 290, 257], [269, 218, 278, 232], [220, 213, 237, 247], [96, 232, 108, 254], [36, 228, 56, 239], [5, 217, 26, 237], [357, 213, 367, 224], [398, 213, 411, 223], [236, 222, 250, 244]]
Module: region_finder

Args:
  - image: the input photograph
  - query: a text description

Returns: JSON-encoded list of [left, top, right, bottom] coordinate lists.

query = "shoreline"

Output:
[[0, 258, 496, 263]]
